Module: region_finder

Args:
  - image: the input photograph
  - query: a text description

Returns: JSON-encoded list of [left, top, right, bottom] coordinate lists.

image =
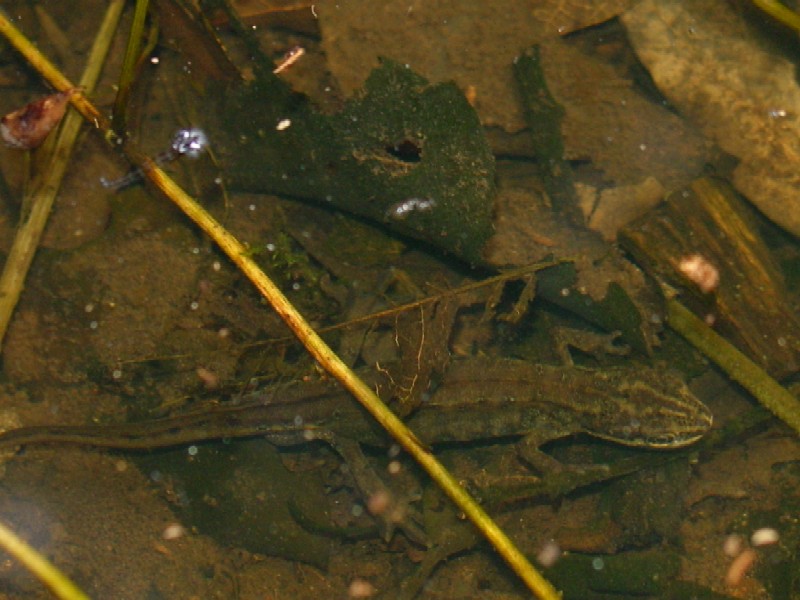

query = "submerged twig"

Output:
[[247, 260, 563, 348], [0, 10, 560, 599]]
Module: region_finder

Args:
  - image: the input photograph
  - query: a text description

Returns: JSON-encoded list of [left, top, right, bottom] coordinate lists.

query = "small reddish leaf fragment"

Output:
[[1, 87, 79, 150]]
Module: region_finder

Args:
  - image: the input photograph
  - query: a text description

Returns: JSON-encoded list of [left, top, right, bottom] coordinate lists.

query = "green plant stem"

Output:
[[112, 0, 150, 135], [666, 292, 800, 434], [0, 520, 89, 600], [752, 0, 800, 33]]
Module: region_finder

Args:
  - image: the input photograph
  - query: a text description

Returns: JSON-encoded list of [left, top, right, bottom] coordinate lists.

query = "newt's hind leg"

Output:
[[322, 433, 426, 545]]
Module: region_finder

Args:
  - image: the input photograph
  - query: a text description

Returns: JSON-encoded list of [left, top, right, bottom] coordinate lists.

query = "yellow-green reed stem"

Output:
[[666, 292, 800, 434], [752, 0, 800, 33], [0, 519, 89, 600]]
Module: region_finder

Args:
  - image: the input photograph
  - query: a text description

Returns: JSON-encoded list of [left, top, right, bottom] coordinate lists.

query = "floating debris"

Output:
[[725, 547, 757, 587], [536, 540, 561, 568], [161, 523, 186, 540], [750, 527, 779, 547], [273, 46, 305, 74], [1, 87, 79, 149], [678, 253, 720, 294]]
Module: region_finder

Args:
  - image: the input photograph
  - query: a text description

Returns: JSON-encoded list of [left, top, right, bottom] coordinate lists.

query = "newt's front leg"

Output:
[[551, 326, 630, 366], [517, 425, 610, 475]]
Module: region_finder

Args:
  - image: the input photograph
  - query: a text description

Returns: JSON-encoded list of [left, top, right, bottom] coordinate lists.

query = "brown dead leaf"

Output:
[[317, 1, 709, 188]]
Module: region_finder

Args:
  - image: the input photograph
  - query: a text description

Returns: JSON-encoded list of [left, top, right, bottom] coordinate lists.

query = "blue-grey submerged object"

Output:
[[101, 127, 209, 190]]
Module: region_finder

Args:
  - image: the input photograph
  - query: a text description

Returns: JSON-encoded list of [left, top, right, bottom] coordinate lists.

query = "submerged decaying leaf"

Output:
[[316, 0, 710, 190], [216, 59, 496, 264], [207, 2, 673, 349], [623, 0, 800, 238], [316, 0, 622, 131], [1, 87, 78, 149]]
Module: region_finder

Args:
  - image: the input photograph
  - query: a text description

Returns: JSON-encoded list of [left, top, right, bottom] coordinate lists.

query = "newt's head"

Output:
[[587, 370, 713, 448]]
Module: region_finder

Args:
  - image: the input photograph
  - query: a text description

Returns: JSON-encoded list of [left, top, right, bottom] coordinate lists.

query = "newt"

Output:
[[0, 358, 712, 540]]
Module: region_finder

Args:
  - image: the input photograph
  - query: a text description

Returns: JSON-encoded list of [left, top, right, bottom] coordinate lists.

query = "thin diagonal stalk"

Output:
[[0, 520, 89, 600], [666, 289, 800, 434], [0, 12, 561, 599]]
